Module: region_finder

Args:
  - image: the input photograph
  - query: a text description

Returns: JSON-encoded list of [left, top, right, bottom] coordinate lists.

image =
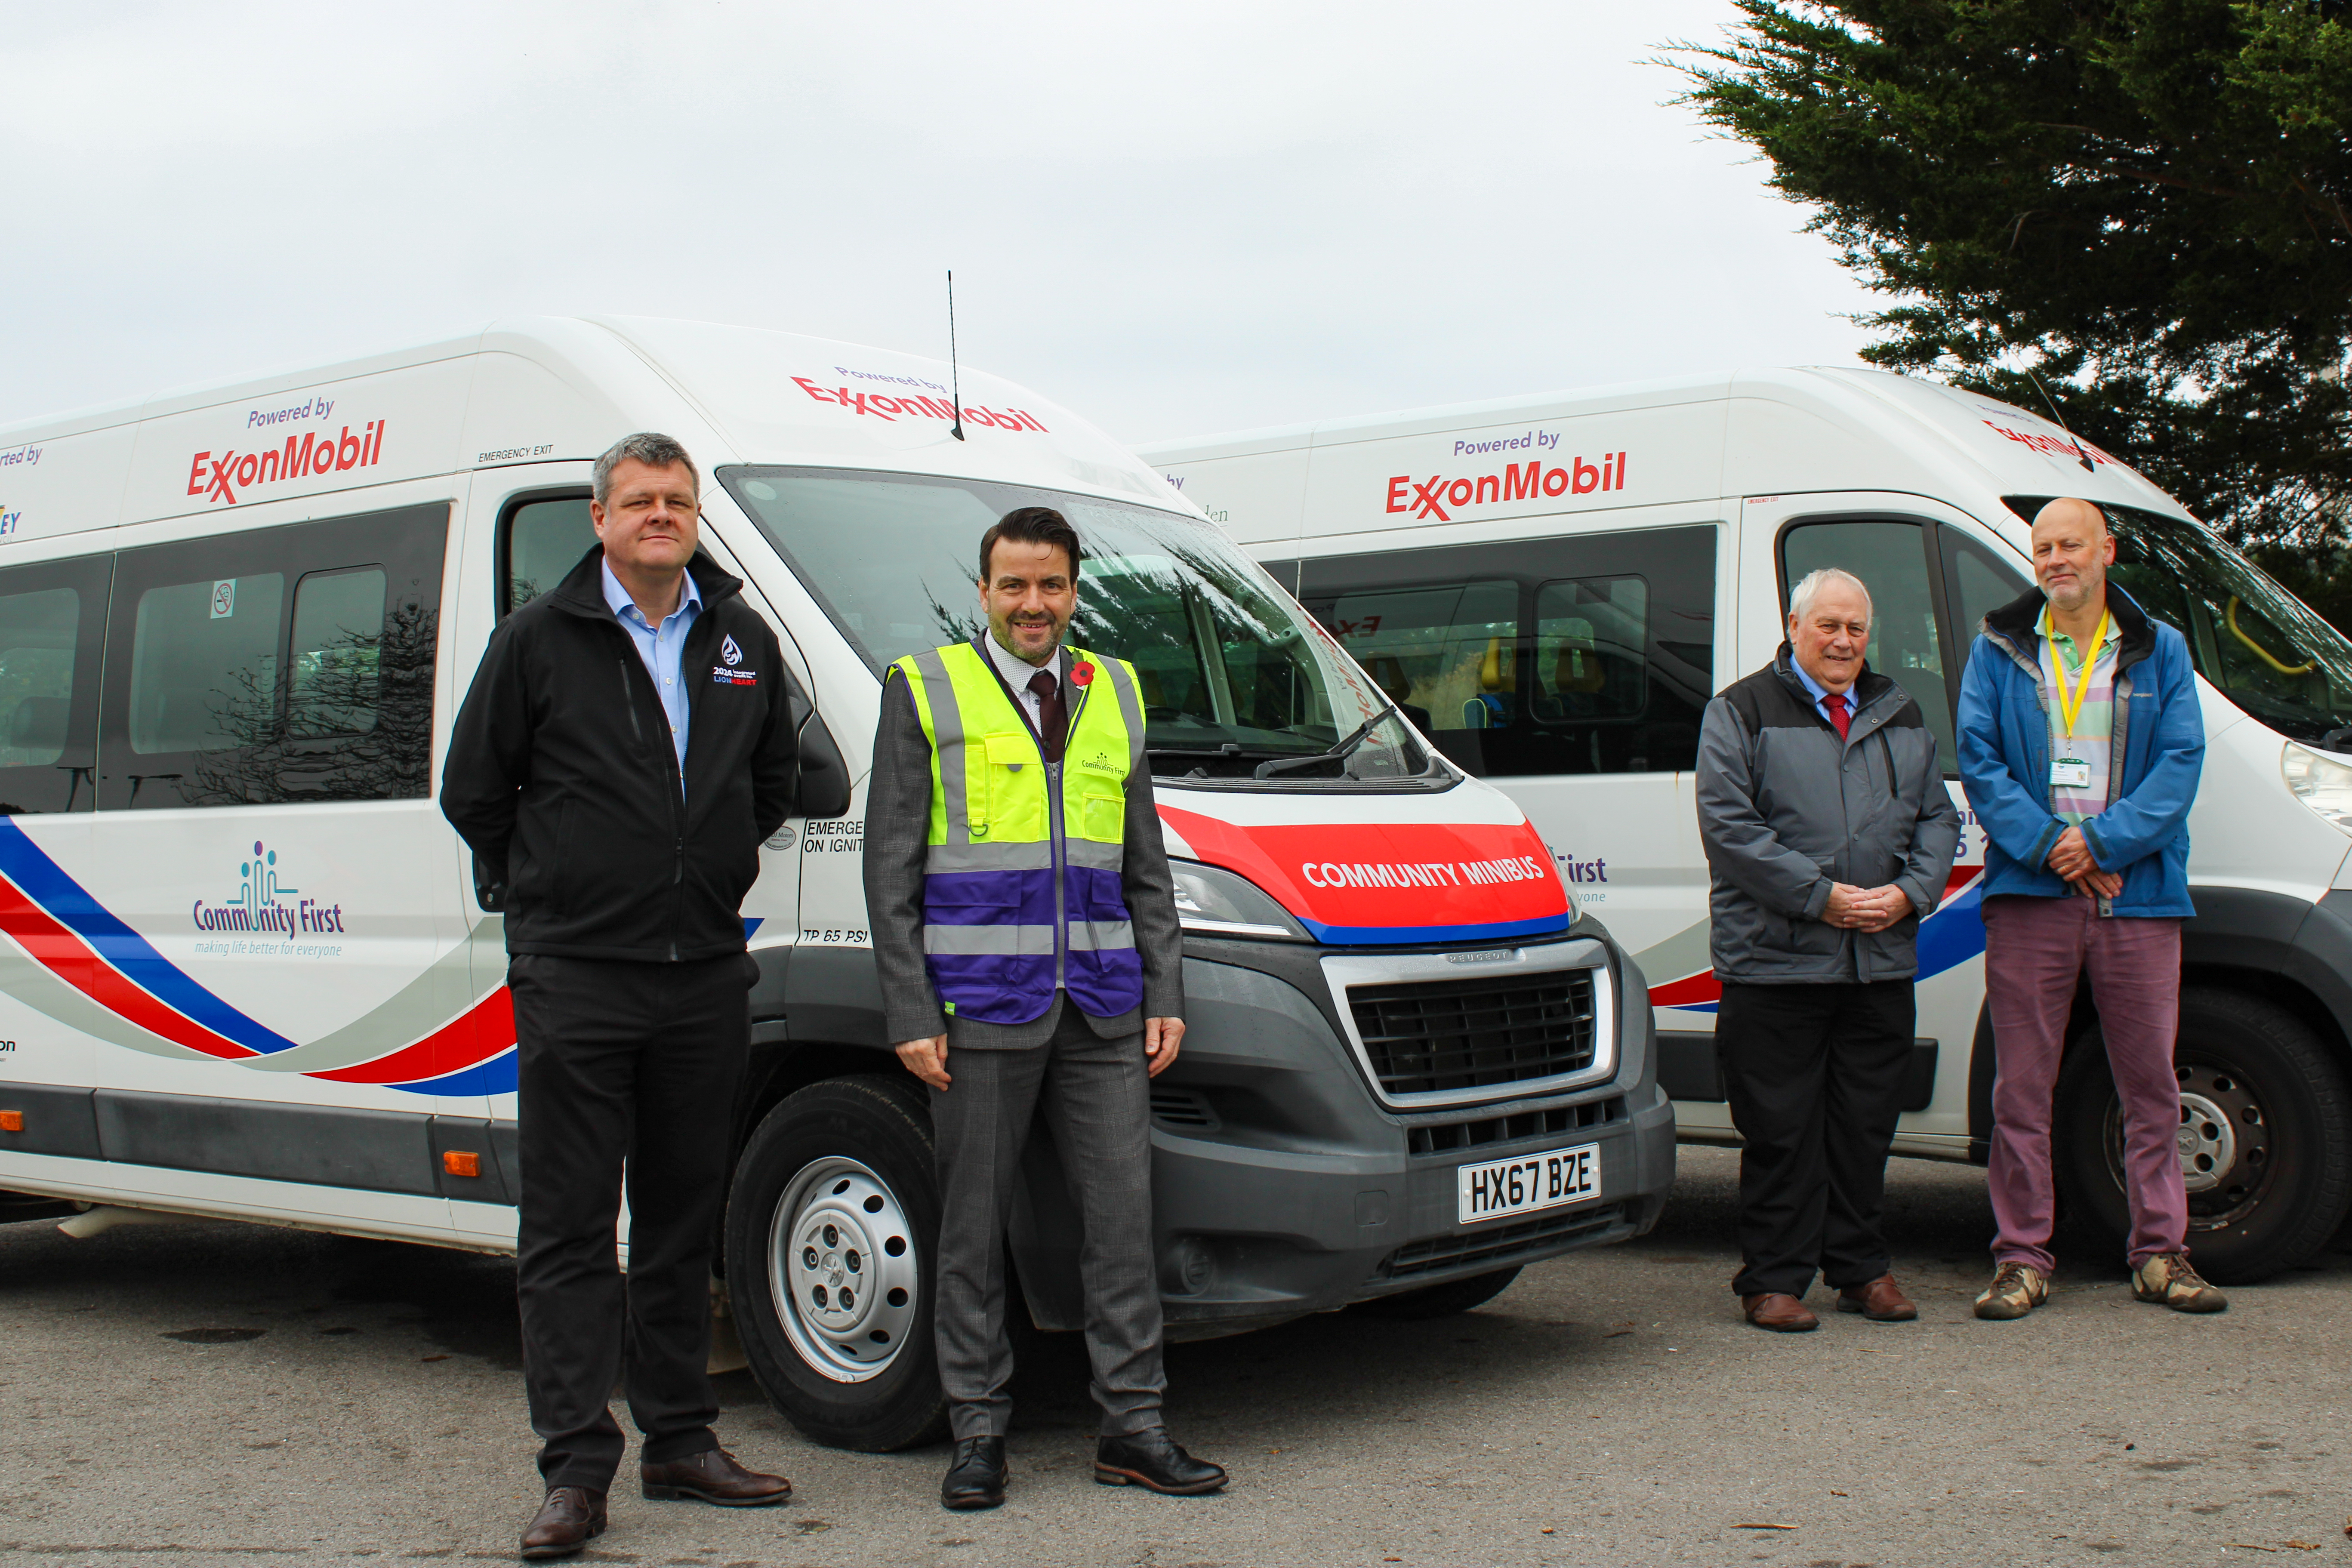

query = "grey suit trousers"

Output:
[[928, 995, 1166, 1440]]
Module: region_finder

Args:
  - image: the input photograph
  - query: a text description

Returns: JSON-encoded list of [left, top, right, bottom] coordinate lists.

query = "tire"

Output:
[[1348, 1266, 1523, 1320], [724, 1076, 948, 1452], [2053, 987, 2352, 1285]]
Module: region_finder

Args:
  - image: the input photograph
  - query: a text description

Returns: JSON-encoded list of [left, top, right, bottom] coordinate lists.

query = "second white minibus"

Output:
[[1144, 366, 2352, 1284]]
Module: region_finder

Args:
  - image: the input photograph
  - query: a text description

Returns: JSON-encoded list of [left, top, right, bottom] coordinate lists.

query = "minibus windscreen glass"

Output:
[[2008, 497, 2352, 751], [723, 467, 1439, 786]]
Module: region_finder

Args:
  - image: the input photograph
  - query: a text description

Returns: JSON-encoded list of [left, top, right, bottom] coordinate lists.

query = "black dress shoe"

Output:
[[641, 1446, 792, 1506], [941, 1436, 1008, 1510], [1094, 1429, 1227, 1495], [520, 1486, 607, 1560]]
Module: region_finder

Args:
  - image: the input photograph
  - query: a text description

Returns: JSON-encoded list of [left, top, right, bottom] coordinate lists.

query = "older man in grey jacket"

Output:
[[1697, 567, 1961, 1332]]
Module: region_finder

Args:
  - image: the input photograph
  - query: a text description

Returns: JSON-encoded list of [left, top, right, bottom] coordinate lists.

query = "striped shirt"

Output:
[[2041, 605, 2118, 825]]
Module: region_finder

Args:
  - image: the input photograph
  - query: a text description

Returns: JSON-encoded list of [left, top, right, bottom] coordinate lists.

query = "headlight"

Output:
[[1168, 859, 1310, 941], [2282, 742, 2352, 835]]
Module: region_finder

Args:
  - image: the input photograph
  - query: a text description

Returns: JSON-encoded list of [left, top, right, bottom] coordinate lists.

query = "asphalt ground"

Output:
[[2, 1148, 2348, 1568]]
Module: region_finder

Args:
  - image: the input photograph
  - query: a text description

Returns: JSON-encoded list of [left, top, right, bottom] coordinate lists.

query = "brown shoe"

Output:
[[520, 1486, 606, 1561], [640, 1447, 792, 1507], [1742, 1292, 1819, 1332], [1836, 1274, 1918, 1322]]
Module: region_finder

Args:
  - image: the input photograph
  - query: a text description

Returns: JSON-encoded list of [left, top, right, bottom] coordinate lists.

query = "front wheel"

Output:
[[724, 1077, 948, 1452], [2054, 988, 2352, 1285]]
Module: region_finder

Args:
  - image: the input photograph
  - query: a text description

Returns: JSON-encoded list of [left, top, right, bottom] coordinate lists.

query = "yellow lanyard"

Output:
[[2046, 610, 2109, 739]]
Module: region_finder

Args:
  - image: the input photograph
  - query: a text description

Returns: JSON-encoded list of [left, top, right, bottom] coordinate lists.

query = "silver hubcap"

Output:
[[769, 1157, 919, 1383], [2176, 1090, 2237, 1194]]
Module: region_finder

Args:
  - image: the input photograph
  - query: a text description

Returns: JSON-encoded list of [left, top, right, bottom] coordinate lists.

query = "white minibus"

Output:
[[1143, 366, 2352, 1284], [0, 317, 1674, 1451]]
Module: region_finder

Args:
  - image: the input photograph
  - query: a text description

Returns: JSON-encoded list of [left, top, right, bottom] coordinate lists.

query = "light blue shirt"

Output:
[[1788, 653, 1856, 732], [602, 557, 702, 780]]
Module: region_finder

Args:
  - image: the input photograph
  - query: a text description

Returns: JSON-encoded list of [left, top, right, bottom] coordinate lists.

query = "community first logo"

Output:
[[191, 841, 347, 936], [713, 634, 758, 687]]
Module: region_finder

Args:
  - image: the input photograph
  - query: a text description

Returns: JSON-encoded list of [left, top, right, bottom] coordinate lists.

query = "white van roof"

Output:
[[1133, 365, 2194, 550], [0, 316, 1180, 546]]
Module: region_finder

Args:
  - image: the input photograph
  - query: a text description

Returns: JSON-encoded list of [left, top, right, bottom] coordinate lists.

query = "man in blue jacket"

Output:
[[1956, 497, 2225, 1320]]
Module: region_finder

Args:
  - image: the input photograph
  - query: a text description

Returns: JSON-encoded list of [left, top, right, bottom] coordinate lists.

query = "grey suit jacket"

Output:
[[864, 649, 1185, 1050]]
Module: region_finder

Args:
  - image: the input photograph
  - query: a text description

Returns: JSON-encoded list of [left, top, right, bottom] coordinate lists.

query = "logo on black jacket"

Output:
[[713, 632, 758, 687]]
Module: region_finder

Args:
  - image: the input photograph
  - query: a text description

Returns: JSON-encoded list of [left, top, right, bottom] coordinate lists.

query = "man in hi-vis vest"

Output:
[[865, 506, 1227, 1510]]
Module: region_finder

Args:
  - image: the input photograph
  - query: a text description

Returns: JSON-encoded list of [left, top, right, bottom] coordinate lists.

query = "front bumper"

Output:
[[1012, 921, 1675, 1338]]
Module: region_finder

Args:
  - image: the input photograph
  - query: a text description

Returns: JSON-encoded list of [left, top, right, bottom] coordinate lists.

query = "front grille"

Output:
[[1347, 969, 1599, 1100], [1370, 1202, 1627, 1283], [1407, 1095, 1625, 1157], [1148, 1089, 1219, 1132]]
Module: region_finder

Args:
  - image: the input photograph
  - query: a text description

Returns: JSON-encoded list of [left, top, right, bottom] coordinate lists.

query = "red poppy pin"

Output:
[[1070, 662, 1095, 687]]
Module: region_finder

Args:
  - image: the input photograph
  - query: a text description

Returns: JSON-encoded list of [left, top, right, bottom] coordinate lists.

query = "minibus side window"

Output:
[[1298, 523, 1716, 777], [99, 505, 447, 809], [1778, 519, 1957, 774], [0, 555, 110, 814], [1941, 530, 2029, 650], [502, 494, 596, 615]]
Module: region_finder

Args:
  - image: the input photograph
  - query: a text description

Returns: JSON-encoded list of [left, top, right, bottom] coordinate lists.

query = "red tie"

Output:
[[1823, 690, 1851, 740], [1028, 669, 1067, 761]]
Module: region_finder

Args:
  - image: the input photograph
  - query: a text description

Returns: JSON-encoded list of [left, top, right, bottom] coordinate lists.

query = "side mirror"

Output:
[[789, 682, 852, 819], [472, 852, 506, 913]]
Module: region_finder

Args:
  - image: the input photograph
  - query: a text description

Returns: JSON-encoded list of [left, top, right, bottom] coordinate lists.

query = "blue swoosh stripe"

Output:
[[0, 819, 300, 1055], [1297, 912, 1574, 946], [388, 1047, 518, 1098]]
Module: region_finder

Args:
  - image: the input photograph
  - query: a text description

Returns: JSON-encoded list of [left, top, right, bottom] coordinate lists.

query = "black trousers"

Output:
[[510, 952, 752, 1491], [1717, 979, 1913, 1299]]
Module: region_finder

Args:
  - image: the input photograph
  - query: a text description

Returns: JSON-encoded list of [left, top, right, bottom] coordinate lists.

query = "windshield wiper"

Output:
[[1253, 702, 1399, 779]]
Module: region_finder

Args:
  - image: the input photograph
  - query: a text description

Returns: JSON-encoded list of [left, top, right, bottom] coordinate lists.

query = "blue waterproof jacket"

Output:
[[1956, 583, 2202, 916]]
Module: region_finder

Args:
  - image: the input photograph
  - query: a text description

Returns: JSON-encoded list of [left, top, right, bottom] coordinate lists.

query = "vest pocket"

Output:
[[1081, 789, 1124, 842], [977, 732, 1033, 837]]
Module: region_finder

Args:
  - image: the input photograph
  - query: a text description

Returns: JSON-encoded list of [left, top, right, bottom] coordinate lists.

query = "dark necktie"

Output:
[[1028, 668, 1067, 761], [1823, 690, 1851, 740]]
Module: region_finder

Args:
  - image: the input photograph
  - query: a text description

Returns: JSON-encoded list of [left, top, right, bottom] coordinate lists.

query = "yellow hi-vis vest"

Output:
[[891, 638, 1146, 1025]]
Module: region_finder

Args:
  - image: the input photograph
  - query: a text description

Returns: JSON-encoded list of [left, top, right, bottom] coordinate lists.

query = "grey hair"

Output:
[[1788, 566, 1873, 625], [592, 431, 700, 505]]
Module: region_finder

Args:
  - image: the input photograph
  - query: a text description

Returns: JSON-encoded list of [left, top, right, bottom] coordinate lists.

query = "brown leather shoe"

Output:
[[520, 1486, 606, 1560], [640, 1447, 792, 1507], [1742, 1292, 1819, 1332], [1836, 1273, 1918, 1322]]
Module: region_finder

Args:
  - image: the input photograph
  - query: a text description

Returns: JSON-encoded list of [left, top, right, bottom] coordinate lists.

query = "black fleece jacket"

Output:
[[441, 545, 799, 962]]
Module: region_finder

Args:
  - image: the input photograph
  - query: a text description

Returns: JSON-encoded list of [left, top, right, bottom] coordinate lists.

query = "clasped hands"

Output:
[[1822, 882, 1914, 933], [2047, 824, 2122, 899], [894, 1015, 1187, 1091]]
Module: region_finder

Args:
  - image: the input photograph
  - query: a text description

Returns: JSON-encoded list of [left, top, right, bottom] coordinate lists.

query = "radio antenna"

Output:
[[2019, 365, 2097, 473], [946, 269, 966, 442]]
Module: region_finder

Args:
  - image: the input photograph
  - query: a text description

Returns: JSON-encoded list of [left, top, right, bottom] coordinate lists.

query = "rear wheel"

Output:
[[2054, 988, 2352, 1285], [724, 1077, 947, 1452], [1348, 1266, 1523, 1320]]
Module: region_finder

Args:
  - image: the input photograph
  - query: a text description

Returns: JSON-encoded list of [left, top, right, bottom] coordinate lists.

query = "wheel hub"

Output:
[[2175, 1089, 2236, 1194], [769, 1157, 919, 1384]]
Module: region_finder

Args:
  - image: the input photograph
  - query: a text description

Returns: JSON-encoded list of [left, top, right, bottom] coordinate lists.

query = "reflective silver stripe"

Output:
[[911, 646, 968, 845], [1066, 920, 1136, 952], [1064, 838, 1124, 870], [1097, 653, 1147, 774], [924, 841, 1054, 873], [922, 924, 1057, 956]]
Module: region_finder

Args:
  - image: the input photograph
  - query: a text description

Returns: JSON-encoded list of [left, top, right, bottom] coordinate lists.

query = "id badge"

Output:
[[2051, 756, 2093, 789]]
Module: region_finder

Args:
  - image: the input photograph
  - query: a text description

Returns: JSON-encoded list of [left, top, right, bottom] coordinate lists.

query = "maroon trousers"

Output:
[[1982, 894, 2187, 1273]]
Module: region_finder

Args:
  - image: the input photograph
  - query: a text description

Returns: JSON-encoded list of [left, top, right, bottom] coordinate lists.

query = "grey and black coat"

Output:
[[1696, 648, 1962, 984]]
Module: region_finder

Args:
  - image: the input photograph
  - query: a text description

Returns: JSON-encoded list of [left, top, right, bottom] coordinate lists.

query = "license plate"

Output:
[[1457, 1142, 1600, 1226]]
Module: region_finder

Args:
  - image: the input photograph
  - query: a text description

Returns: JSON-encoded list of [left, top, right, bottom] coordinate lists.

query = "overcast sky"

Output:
[[2, 1, 1877, 444]]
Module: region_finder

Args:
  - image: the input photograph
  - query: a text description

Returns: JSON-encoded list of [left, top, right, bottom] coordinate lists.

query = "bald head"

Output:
[[2030, 497, 2115, 617]]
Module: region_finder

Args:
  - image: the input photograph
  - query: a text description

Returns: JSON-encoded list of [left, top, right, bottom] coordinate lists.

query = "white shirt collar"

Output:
[[983, 628, 1063, 689]]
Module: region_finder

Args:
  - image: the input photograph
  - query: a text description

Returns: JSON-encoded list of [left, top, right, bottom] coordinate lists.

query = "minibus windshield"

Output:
[[722, 467, 1441, 787], [2012, 496, 2352, 751]]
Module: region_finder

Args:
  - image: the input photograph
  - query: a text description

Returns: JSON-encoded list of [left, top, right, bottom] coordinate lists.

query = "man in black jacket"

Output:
[[443, 433, 799, 1561]]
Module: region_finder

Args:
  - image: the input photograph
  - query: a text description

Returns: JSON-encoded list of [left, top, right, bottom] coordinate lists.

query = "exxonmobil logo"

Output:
[[186, 422, 389, 506], [1982, 419, 2118, 466], [790, 378, 1050, 433], [1385, 452, 1630, 522]]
